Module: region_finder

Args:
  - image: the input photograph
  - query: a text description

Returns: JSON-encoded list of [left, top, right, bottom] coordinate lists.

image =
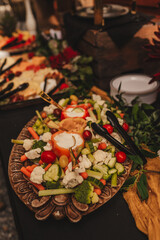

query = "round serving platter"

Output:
[[8, 115, 132, 223]]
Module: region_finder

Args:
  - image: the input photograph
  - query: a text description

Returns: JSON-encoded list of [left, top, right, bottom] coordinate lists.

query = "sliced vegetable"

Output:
[[43, 164, 61, 182], [21, 167, 31, 178], [93, 164, 109, 175], [107, 157, 116, 168], [108, 168, 117, 175], [28, 127, 39, 140], [86, 169, 103, 180], [20, 154, 28, 162], [115, 162, 125, 175], [39, 188, 75, 197], [87, 176, 104, 189], [111, 173, 118, 187], [85, 141, 94, 153]]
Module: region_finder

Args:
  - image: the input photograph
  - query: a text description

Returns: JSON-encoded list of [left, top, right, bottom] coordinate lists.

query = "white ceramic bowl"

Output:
[[0, 50, 10, 59], [110, 74, 159, 105]]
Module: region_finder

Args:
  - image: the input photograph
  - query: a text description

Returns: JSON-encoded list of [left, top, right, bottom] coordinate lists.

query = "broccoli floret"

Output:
[[32, 140, 46, 151], [74, 180, 94, 204]]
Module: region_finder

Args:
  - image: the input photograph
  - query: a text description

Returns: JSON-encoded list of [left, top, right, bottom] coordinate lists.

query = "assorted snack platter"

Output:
[[9, 90, 132, 222]]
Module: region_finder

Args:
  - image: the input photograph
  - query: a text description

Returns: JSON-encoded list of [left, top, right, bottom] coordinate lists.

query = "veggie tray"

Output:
[[8, 88, 132, 222]]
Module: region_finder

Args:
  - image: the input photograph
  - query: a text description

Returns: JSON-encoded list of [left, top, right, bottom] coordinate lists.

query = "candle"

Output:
[[94, 0, 103, 26]]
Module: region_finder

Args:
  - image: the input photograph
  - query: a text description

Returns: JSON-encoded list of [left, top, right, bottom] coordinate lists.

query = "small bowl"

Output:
[[0, 50, 10, 59], [110, 73, 159, 105]]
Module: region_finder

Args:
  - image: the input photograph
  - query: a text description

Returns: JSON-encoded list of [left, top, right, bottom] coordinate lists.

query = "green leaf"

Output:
[[137, 173, 148, 201], [122, 176, 136, 190], [128, 155, 143, 166], [132, 103, 139, 122], [141, 103, 154, 110], [141, 149, 157, 158]]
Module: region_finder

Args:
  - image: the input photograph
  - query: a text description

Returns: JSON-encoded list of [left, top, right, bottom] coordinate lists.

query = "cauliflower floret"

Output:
[[23, 139, 34, 151], [79, 155, 92, 169], [118, 118, 124, 126], [25, 148, 41, 159], [41, 132, 52, 142], [101, 104, 110, 124], [43, 142, 52, 151], [43, 104, 56, 115], [111, 132, 122, 143], [62, 171, 83, 188], [157, 150, 160, 158], [93, 150, 112, 165], [75, 155, 92, 173], [92, 94, 101, 102], [30, 166, 45, 184]]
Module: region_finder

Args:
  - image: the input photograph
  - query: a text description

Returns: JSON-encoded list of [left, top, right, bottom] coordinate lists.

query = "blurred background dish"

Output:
[[110, 73, 160, 105], [76, 4, 129, 19]]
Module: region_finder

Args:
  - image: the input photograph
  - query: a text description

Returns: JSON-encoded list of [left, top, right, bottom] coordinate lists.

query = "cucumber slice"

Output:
[[107, 157, 116, 168], [87, 176, 104, 189], [45, 181, 60, 189], [108, 168, 117, 175], [81, 148, 91, 155], [39, 188, 75, 197], [115, 162, 125, 175], [72, 107, 84, 113], [103, 173, 111, 180], [43, 164, 61, 182], [111, 173, 118, 187], [93, 164, 109, 175], [86, 170, 103, 180]]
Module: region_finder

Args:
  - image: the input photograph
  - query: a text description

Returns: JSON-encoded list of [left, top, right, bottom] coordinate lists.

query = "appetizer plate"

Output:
[[76, 4, 129, 19], [8, 91, 132, 223]]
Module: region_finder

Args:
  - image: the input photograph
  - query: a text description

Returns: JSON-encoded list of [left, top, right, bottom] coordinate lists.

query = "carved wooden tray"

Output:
[[8, 114, 132, 222]]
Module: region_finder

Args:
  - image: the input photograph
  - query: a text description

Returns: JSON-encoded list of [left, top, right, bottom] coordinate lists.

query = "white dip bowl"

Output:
[[110, 74, 159, 105]]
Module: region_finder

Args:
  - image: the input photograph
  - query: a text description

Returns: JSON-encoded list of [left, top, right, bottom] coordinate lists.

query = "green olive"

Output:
[[59, 155, 69, 168]]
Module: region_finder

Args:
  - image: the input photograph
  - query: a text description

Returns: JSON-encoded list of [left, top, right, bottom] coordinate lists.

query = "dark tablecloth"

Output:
[[0, 102, 148, 240]]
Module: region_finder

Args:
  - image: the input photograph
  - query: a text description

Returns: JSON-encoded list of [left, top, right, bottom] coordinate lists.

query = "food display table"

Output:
[[0, 103, 148, 240]]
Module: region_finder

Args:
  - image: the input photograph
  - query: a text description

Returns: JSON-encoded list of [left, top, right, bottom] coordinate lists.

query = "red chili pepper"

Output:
[[61, 105, 89, 120], [60, 83, 69, 90]]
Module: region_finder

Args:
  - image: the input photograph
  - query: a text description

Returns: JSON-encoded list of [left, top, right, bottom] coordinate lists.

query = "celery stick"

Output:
[[39, 188, 75, 197], [11, 139, 24, 144], [88, 108, 97, 122], [36, 110, 43, 122]]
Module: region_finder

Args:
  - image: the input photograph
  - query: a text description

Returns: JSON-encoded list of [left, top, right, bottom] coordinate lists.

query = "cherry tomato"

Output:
[[80, 172, 88, 179], [60, 83, 69, 90], [103, 124, 113, 134], [122, 122, 129, 132], [83, 130, 92, 141], [115, 151, 126, 163], [41, 151, 56, 164], [98, 142, 107, 150]]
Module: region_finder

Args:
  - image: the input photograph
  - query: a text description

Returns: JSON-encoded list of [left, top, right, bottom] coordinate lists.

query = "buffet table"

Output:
[[0, 102, 148, 240]]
